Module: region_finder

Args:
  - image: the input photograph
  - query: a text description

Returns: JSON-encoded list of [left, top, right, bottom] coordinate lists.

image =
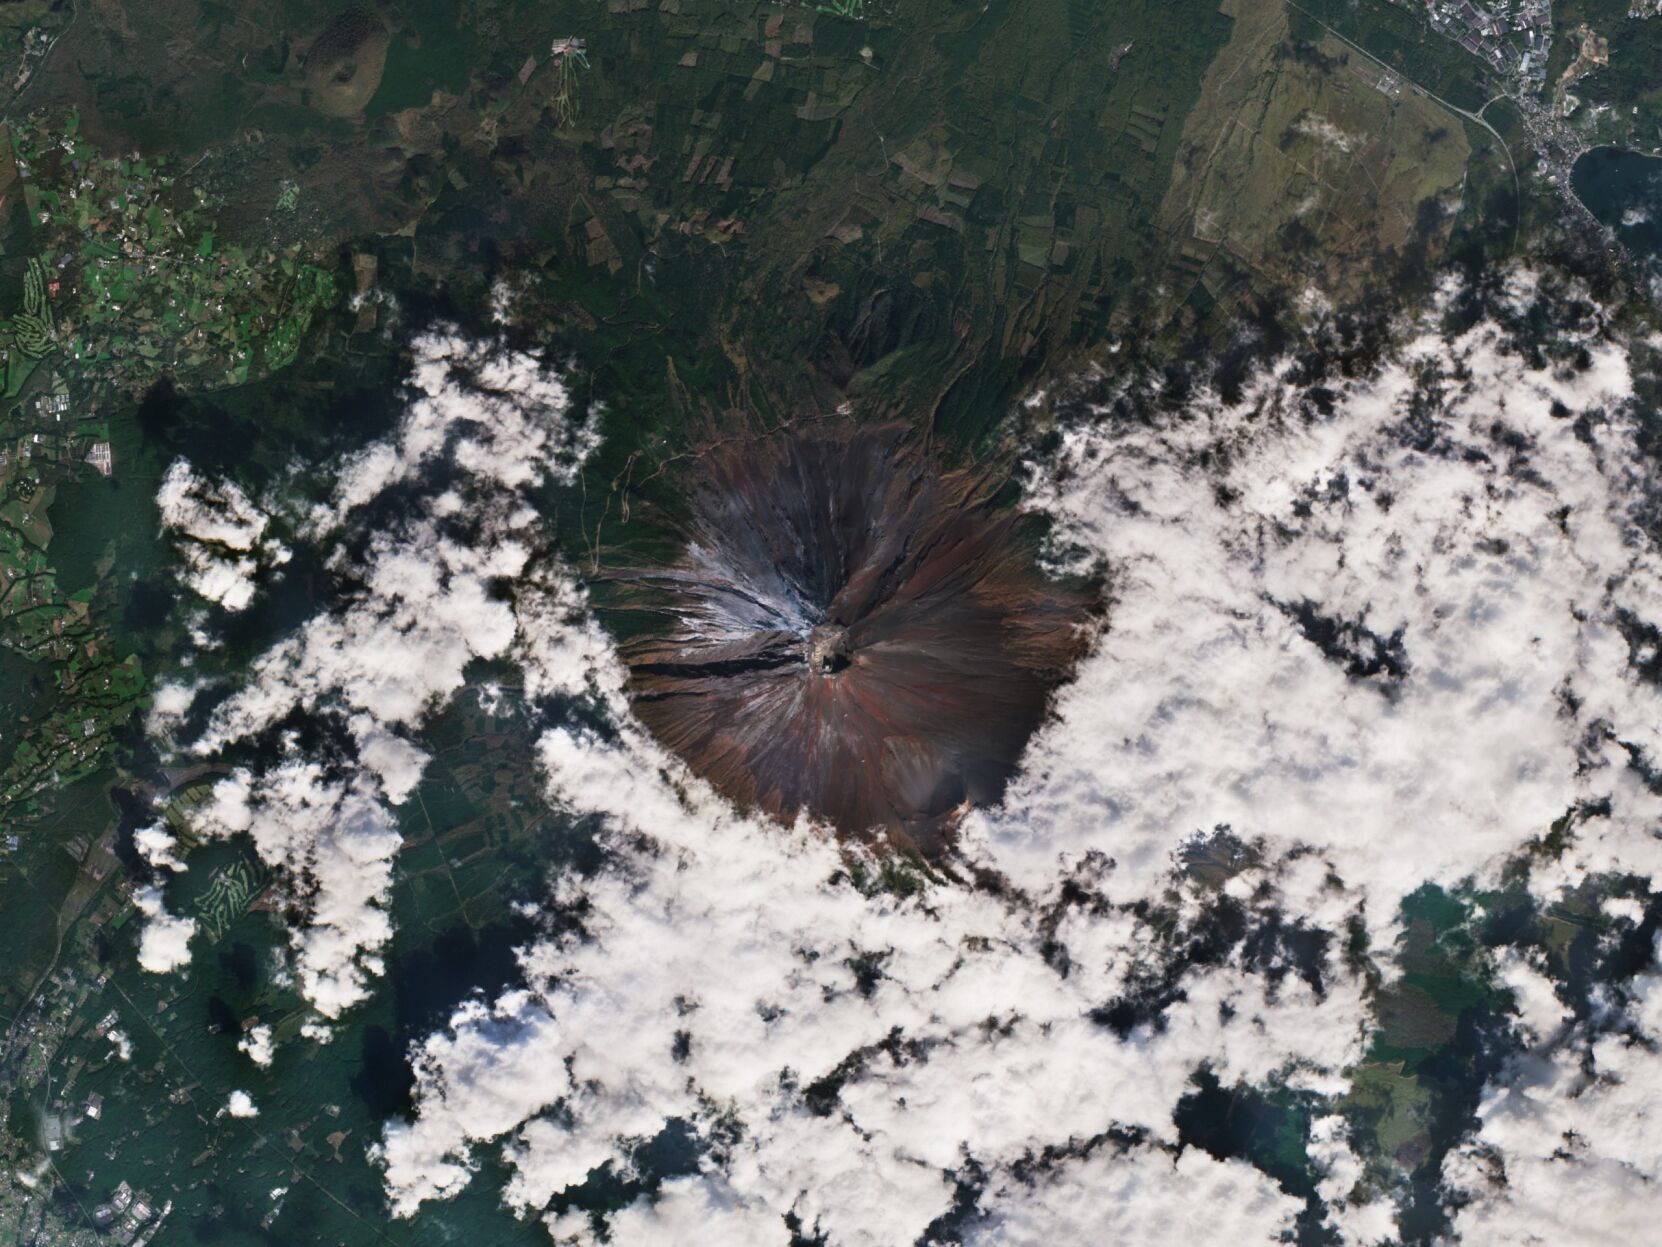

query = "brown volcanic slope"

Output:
[[607, 425, 1095, 855]]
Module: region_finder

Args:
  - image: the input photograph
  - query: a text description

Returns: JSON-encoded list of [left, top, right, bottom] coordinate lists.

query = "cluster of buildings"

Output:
[[9, 966, 88, 1087], [90, 1181, 171, 1246], [33, 391, 70, 419], [1400, 0, 1554, 88]]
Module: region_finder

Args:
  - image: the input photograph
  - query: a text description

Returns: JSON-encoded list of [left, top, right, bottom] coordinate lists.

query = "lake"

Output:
[[1572, 145, 1662, 264]]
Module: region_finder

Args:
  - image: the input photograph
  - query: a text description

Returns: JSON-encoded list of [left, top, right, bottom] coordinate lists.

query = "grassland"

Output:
[[1161, 0, 1472, 299], [1285, 0, 1491, 114]]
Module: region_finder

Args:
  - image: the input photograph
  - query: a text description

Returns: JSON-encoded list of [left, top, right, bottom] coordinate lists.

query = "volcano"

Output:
[[608, 425, 1095, 854]]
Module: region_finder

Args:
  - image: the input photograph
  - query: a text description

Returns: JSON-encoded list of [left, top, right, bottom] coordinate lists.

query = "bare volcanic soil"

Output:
[[608, 425, 1096, 854]]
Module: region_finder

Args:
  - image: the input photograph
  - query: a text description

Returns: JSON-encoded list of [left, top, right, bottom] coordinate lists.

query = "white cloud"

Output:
[[145, 331, 599, 1017], [146, 680, 197, 740], [376, 569, 1370, 1245], [1309, 1115, 1396, 1246], [1493, 948, 1572, 1044], [119, 273, 1662, 1242], [558, 1176, 786, 1246], [226, 1089, 260, 1118], [189, 763, 399, 1018], [157, 458, 271, 549], [192, 516, 527, 752], [300, 1018, 335, 1044], [157, 459, 290, 612], [307, 330, 598, 535], [239, 1024, 275, 1067], [1443, 938, 1662, 1244], [1293, 112, 1355, 152], [377, 991, 569, 1213], [1605, 896, 1646, 924], [133, 823, 187, 873], [373, 276, 1662, 1245], [133, 883, 197, 974], [969, 281, 1662, 947], [965, 1146, 1302, 1246]]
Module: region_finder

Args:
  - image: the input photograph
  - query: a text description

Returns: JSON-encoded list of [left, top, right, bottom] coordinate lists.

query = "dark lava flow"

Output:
[[606, 425, 1095, 855]]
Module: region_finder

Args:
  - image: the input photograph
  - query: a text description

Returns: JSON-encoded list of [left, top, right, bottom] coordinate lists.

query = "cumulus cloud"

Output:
[[123, 270, 1662, 1242], [964, 1146, 1302, 1246], [145, 331, 599, 1016], [550, 1176, 786, 1246], [145, 679, 198, 740], [1443, 933, 1662, 1244], [133, 883, 197, 974], [157, 459, 290, 611], [181, 758, 397, 1018], [377, 687, 1368, 1244], [239, 1023, 275, 1067], [226, 1090, 260, 1118], [1309, 1115, 1396, 1246], [307, 330, 598, 535], [133, 823, 187, 873], [971, 276, 1662, 944], [378, 990, 568, 1211], [372, 273, 1662, 1245]]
